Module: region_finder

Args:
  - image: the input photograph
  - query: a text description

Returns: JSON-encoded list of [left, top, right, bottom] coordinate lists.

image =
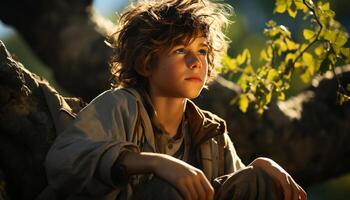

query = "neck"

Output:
[[149, 94, 186, 138]]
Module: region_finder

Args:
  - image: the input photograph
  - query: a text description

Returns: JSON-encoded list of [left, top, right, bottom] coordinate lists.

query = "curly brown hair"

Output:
[[107, 0, 232, 89]]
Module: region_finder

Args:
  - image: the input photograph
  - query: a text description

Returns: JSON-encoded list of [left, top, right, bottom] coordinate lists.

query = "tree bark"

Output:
[[0, 40, 56, 199], [0, 0, 113, 101]]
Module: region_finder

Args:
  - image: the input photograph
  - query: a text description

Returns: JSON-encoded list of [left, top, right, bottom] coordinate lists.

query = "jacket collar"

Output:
[[185, 100, 227, 148]]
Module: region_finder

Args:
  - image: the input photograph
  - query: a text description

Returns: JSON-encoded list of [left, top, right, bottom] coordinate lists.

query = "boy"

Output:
[[44, 0, 307, 199]]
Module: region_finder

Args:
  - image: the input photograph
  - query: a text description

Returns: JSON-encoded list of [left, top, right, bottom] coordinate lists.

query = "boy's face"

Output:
[[147, 37, 209, 99]]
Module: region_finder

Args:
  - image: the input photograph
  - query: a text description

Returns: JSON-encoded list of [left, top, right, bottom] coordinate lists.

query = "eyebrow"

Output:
[[200, 43, 209, 48], [173, 42, 209, 47]]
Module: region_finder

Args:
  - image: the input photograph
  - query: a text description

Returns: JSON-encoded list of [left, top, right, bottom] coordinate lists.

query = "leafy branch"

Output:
[[221, 0, 350, 114]]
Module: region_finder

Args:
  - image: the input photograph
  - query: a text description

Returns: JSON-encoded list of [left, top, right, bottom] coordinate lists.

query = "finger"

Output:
[[193, 177, 206, 200], [198, 173, 214, 200], [185, 179, 198, 200], [288, 176, 299, 200], [282, 175, 293, 200], [200, 181, 214, 200], [177, 180, 193, 200], [297, 184, 307, 200]]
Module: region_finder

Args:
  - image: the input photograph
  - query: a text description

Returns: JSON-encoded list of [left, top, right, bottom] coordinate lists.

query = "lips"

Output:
[[185, 76, 202, 81]]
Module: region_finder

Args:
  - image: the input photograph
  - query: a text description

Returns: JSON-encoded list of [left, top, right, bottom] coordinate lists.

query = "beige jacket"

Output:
[[44, 88, 245, 199]]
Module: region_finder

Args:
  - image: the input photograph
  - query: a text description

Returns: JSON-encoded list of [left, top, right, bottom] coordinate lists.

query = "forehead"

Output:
[[171, 36, 209, 48]]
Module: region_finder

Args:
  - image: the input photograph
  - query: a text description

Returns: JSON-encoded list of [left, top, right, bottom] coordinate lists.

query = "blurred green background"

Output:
[[0, 0, 349, 199]]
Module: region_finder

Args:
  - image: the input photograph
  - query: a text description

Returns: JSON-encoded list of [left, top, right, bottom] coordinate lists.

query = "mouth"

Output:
[[184, 77, 202, 82]]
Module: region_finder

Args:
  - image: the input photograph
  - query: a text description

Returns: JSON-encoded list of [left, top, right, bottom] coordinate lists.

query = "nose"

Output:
[[186, 52, 201, 69]]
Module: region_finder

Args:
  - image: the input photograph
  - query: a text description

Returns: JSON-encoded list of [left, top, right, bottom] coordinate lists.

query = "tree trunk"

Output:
[[0, 0, 113, 101], [0, 40, 56, 199]]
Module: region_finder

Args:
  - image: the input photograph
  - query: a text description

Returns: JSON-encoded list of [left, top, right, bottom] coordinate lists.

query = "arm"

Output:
[[222, 133, 306, 200], [117, 151, 214, 200], [45, 90, 140, 196], [249, 157, 307, 200]]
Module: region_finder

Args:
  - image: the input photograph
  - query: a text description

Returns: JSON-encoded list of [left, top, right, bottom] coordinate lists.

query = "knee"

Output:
[[132, 175, 183, 200], [214, 166, 283, 200]]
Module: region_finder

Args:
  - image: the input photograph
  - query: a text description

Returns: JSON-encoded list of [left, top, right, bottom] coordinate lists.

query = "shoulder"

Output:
[[82, 88, 140, 111], [90, 88, 138, 104], [74, 88, 143, 122]]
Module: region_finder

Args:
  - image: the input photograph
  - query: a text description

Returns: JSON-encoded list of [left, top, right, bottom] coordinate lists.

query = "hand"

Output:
[[152, 153, 214, 200], [250, 157, 307, 200]]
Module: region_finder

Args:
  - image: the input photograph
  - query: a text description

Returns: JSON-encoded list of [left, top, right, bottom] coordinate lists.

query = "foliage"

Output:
[[221, 0, 350, 114]]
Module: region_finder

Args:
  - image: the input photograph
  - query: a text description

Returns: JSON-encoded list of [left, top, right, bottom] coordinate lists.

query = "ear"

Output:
[[135, 64, 152, 77]]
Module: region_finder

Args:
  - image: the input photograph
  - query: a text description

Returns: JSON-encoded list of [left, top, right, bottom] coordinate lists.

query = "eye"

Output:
[[174, 48, 185, 54], [198, 49, 208, 56]]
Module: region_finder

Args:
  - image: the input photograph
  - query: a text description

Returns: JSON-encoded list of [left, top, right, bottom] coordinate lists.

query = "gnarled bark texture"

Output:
[[0, 0, 112, 101]]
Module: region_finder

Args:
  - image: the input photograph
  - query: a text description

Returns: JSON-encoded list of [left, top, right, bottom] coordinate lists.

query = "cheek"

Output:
[[165, 59, 184, 75], [201, 60, 209, 75], [154, 60, 180, 82]]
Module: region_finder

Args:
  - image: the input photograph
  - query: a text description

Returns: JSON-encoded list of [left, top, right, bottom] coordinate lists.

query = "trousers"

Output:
[[131, 166, 283, 200]]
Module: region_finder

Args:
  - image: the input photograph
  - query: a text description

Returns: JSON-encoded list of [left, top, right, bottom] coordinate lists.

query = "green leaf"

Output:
[[287, 7, 298, 18], [275, 38, 287, 55], [323, 30, 337, 43], [299, 43, 309, 52], [274, 0, 288, 13], [303, 29, 315, 40], [335, 31, 348, 47], [239, 94, 249, 113], [302, 52, 314, 67], [285, 53, 296, 62], [294, 0, 308, 13], [277, 92, 286, 101], [314, 45, 325, 57], [260, 49, 271, 62], [236, 49, 251, 65], [236, 54, 246, 66], [244, 65, 255, 75], [318, 2, 330, 11], [285, 38, 299, 50], [222, 54, 238, 73], [300, 52, 315, 82], [266, 20, 277, 27], [300, 72, 311, 83], [265, 92, 272, 104], [341, 47, 350, 59], [257, 107, 265, 115], [267, 69, 277, 81]]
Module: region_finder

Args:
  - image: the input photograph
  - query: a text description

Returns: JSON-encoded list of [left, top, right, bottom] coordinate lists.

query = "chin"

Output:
[[185, 90, 202, 99]]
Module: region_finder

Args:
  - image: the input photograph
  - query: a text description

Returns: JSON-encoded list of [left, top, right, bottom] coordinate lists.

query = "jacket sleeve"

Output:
[[45, 89, 140, 196], [223, 133, 246, 174]]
